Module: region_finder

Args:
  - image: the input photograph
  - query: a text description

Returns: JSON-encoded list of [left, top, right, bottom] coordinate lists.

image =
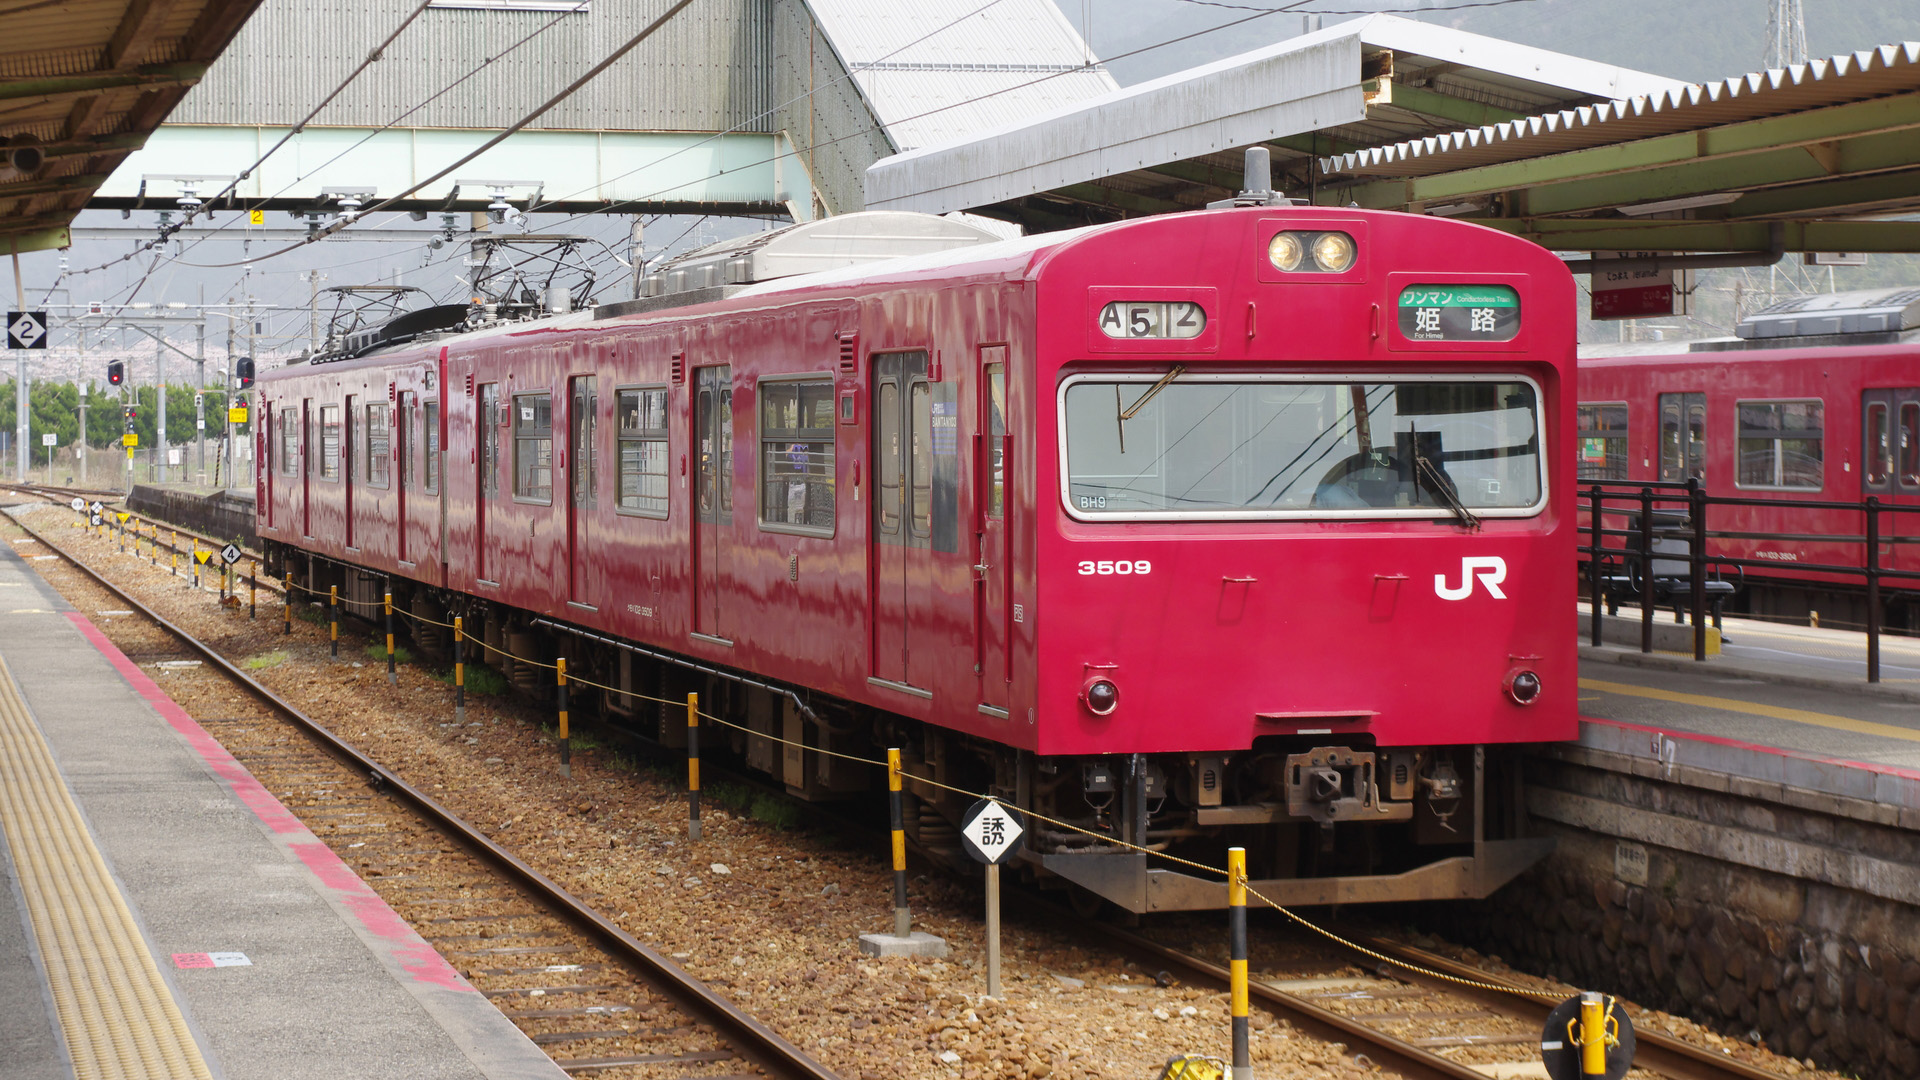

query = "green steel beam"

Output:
[[0, 62, 207, 101], [1378, 83, 1529, 129], [0, 225, 73, 254], [1468, 218, 1920, 253], [1721, 169, 1920, 218], [1336, 91, 1920, 209]]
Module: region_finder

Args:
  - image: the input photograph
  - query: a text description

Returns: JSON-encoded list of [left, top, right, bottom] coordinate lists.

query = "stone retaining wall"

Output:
[[1417, 736, 1920, 1080]]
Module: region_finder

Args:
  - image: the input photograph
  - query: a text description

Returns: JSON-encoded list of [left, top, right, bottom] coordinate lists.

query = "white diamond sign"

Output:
[[220, 543, 242, 565], [959, 798, 1026, 865], [6, 311, 47, 349]]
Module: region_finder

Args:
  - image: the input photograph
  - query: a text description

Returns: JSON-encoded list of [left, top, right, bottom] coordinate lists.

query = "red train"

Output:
[[256, 194, 1577, 913], [1579, 288, 1920, 631]]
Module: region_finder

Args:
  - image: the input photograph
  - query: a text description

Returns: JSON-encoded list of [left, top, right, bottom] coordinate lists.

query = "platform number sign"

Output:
[[220, 543, 242, 566], [959, 798, 1026, 865], [6, 311, 48, 350]]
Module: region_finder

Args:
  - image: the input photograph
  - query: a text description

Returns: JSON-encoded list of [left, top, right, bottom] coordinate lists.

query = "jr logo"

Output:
[[1435, 556, 1508, 601]]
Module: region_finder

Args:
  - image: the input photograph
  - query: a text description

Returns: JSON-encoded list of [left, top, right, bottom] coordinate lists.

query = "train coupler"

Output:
[[1282, 747, 1411, 824]]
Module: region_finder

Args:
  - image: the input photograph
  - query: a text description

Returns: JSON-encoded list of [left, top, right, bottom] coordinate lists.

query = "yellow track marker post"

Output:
[[329, 585, 339, 660], [556, 657, 570, 779], [453, 616, 466, 723], [170, 529, 177, 576], [889, 747, 910, 937], [282, 572, 292, 635], [190, 539, 200, 590], [1228, 846, 1250, 1080], [686, 692, 700, 841], [249, 560, 257, 620], [383, 591, 396, 685]]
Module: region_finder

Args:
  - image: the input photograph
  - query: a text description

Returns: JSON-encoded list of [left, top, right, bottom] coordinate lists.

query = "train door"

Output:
[[1863, 389, 1920, 567], [568, 373, 597, 605], [345, 394, 358, 548], [693, 366, 731, 640], [477, 383, 500, 583], [301, 399, 312, 537], [1658, 392, 1706, 483], [396, 391, 412, 563], [872, 350, 931, 688], [974, 349, 1011, 710]]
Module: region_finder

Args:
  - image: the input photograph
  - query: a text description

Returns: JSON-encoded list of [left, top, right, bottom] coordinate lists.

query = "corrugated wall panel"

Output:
[[771, 0, 888, 214], [171, 0, 774, 133]]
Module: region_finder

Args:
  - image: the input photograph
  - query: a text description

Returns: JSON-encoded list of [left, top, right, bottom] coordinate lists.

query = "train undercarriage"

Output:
[[278, 547, 1549, 914]]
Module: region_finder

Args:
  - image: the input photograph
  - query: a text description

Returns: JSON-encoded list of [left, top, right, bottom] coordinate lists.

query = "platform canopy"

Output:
[[864, 13, 1685, 232], [1317, 41, 1920, 256], [0, 0, 264, 254]]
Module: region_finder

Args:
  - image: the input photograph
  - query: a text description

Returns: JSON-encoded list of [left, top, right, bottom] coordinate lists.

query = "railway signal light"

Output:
[[122, 404, 137, 431], [107, 360, 124, 385], [236, 356, 254, 390]]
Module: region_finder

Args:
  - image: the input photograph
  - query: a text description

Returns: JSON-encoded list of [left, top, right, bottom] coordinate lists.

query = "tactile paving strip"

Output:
[[0, 652, 214, 1079]]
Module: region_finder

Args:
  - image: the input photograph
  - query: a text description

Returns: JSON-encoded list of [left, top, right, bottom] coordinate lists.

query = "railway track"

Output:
[[6, 495, 840, 1080], [1061, 911, 1786, 1080]]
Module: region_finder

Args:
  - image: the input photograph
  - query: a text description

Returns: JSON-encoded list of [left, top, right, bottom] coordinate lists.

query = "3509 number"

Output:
[[1078, 560, 1151, 576]]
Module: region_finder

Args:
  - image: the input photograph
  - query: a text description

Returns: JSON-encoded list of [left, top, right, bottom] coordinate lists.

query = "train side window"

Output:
[[1575, 402, 1628, 482], [878, 381, 901, 534], [758, 377, 836, 534], [616, 386, 669, 517], [424, 400, 441, 494], [366, 402, 391, 488], [514, 392, 554, 503], [479, 385, 500, 498], [1866, 402, 1892, 486], [1735, 400, 1822, 490], [398, 393, 415, 490], [987, 364, 1006, 518], [910, 381, 933, 538], [1901, 403, 1919, 486], [279, 407, 298, 477], [320, 405, 342, 480], [571, 376, 597, 508]]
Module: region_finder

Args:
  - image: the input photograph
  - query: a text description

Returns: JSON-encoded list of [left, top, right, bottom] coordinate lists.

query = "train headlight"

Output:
[[1083, 677, 1121, 716], [1266, 232, 1305, 272], [1506, 669, 1542, 706], [1311, 231, 1356, 272], [1265, 230, 1357, 274]]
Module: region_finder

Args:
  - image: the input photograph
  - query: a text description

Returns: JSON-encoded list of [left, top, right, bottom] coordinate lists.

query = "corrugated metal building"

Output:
[[130, 0, 1114, 216]]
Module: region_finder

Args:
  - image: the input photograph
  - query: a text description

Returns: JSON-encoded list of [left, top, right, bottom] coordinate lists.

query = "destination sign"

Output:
[[1397, 285, 1520, 342]]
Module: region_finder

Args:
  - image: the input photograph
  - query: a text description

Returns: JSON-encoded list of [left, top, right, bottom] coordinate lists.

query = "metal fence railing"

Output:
[[1580, 479, 1920, 684]]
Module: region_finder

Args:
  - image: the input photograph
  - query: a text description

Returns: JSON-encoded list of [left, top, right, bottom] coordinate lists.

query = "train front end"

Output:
[[1026, 204, 1577, 912]]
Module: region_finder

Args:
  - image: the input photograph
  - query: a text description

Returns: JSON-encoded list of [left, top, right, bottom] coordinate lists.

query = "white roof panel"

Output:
[[865, 12, 1684, 217], [803, 0, 1119, 152]]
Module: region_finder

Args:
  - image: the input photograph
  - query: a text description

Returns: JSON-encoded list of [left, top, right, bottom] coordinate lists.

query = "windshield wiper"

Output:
[[1413, 451, 1481, 531], [1114, 364, 1186, 453]]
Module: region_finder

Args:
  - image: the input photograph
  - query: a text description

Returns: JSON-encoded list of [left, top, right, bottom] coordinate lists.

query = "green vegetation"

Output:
[[462, 663, 509, 697], [242, 650, 289, 670], [364, 642, 415, 666], [749, 792, 803, 830]]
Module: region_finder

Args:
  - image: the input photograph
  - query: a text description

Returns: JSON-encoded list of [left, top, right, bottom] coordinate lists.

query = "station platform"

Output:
[[1577, 608, 1920, 779], [0, 535, 564, 1079]]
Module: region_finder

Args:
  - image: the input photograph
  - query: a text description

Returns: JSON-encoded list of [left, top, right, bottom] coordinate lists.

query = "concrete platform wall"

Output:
[[126, 486, 257, 548]]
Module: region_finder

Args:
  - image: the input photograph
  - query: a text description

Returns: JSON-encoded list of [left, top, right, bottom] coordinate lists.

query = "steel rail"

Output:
[[9, 503, 844, 1080], [1357, 937, 1785, 1080]]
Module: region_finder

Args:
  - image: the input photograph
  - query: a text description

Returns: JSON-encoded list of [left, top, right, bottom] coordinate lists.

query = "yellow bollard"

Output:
[[329, 585, 339, 660], [1579, 992, 1607, 1078], [283, 573, 292, 635]]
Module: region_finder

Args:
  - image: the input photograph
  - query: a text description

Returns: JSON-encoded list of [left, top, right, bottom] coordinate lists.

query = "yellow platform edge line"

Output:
[[1579, 677, 1920, 744], [0, 652, 215, 1080]]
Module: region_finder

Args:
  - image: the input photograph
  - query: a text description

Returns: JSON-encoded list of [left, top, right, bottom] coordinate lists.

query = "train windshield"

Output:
[[1062, 374, 1543, 520]]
